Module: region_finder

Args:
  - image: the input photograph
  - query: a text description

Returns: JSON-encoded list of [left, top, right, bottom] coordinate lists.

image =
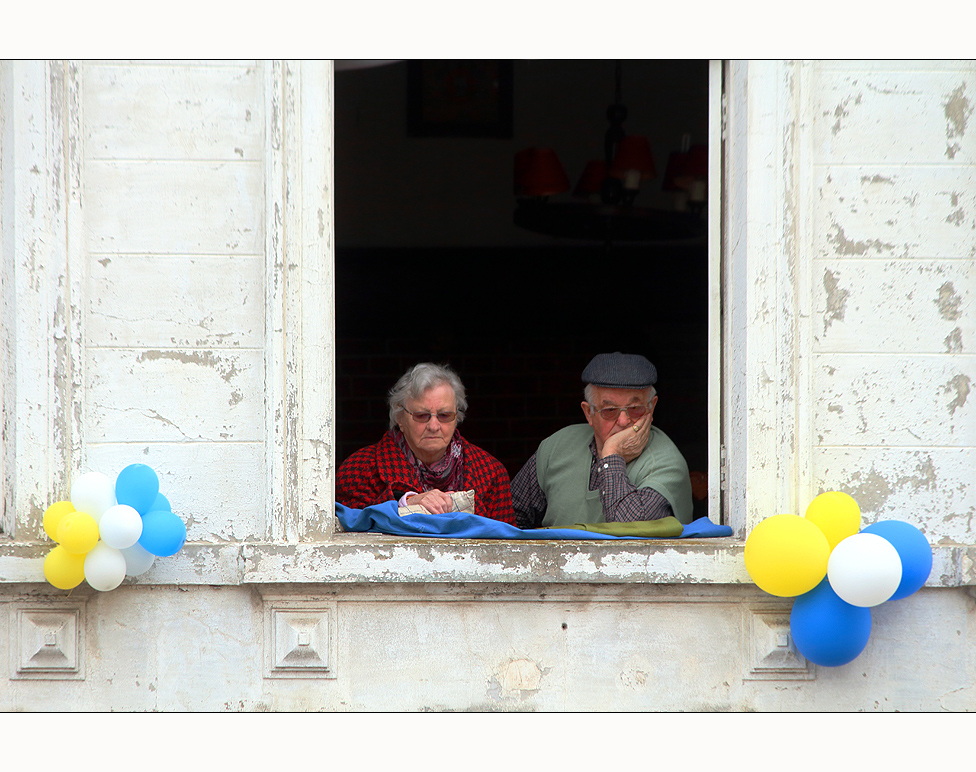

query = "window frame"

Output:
[[0, 59, 739, 587]]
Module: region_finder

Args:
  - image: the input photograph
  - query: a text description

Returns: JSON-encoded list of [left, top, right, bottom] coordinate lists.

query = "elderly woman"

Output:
[[336, 362, 516, 524]]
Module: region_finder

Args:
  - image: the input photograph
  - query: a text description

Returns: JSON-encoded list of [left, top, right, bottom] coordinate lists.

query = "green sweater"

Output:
[[535, 424, 693, 526]]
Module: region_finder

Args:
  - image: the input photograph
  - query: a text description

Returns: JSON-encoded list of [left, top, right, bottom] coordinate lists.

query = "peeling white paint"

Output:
[[943, 82, 972, 159], [3, 59, 976, 712], [822, 268, 850, 332]]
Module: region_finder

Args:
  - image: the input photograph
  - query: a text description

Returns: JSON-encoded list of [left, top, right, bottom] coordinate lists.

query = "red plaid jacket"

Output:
[[335, 429, 516, 525]]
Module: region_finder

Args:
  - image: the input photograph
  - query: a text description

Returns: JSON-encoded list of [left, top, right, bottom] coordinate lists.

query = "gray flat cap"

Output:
[[582, 352, 657, 389]]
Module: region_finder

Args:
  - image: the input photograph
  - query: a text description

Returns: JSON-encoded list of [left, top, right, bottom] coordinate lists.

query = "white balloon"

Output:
[[70, 472, 117, 522], [83, 542, 127, 591], [98, 504, 143, 549], [121, 542, 156, 576], [827, 533, 902, 607]]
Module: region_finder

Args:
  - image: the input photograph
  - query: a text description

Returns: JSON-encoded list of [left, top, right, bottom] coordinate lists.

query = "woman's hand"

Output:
[[404, 489, 455, 514]]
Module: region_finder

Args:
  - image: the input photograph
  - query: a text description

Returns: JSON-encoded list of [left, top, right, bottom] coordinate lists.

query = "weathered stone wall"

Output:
[[2, 583, 973, 711], [808, 62, 976, 543], [1, 60, 974, 712]]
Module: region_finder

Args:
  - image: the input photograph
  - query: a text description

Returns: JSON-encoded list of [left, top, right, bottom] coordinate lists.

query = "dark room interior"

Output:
[[333, 59, 710, 514]]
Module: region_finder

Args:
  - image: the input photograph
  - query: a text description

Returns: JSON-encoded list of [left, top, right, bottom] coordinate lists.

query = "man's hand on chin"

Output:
[[600, 419, 652, 463]]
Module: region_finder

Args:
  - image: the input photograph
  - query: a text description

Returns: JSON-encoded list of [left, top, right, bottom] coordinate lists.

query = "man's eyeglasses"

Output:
[[402, 408, 458, 424], [588, 404, 651, 422]]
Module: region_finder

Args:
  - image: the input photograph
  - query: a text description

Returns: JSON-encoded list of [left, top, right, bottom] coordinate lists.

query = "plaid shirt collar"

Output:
[[375, 428, 469, 490]]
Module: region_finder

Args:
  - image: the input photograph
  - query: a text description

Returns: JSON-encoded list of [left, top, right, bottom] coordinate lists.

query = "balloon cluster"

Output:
[[42, 464, 187, 592], [744, 491, 933, 667]]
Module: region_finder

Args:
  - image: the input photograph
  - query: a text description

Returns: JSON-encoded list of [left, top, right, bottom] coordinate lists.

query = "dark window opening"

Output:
[[335, 60, 710, 518]]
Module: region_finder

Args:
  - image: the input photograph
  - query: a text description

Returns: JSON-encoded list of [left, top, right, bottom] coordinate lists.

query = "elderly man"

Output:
[[512, 352, 693, 529]]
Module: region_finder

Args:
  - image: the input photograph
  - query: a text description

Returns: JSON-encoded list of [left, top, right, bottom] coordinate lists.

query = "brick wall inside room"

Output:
[[335, 245, 709, 504]]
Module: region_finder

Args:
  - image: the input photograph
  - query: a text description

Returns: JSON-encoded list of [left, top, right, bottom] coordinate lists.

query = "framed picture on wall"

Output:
[[407, 60, 513, 138]]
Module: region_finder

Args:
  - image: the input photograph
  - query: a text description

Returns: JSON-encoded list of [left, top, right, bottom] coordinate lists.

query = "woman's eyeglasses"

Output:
[[402, 408, 457, 424], [588, 404, 651, 421]]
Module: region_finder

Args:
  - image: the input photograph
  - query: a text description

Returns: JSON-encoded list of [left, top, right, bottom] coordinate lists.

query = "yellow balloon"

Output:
[[57, 511, 100, 555], [744, 514, 830, 597], [43, 546, 87, 590], [43, 501, 76, 542], [805, 491, 861, 551]]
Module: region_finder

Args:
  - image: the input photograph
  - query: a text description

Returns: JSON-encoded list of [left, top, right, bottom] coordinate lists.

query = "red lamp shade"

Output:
[[573, 160, 607, 197], [514, 147, 570, 197], [662, 150, 690, 191], [609, 135, 657, 181], [684, 143, 708, 177], [663, 143, 708, 191]]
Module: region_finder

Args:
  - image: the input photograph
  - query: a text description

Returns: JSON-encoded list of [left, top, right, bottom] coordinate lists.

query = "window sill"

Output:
[[3, 537, 974, 588]]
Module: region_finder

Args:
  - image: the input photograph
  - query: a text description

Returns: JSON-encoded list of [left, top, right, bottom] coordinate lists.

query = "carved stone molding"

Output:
[[263, 598, 337, 679], [743, 607, 815, 681], [10, 601, 86, 680]]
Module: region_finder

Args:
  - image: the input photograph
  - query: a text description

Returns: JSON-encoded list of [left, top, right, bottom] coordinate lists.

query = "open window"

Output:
[[334, 60, 723, 523]]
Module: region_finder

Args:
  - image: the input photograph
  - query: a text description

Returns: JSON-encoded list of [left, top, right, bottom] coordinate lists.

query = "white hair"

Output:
[[388, 362, 467, 429]]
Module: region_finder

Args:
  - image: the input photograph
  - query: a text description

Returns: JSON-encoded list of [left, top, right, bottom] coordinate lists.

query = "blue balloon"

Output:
[[115, 464, 160, 515], [862, 520, 932, 600], [790, 579, 872, 667], [151, 492, 172, 512], [138, 509, 186, 557]]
